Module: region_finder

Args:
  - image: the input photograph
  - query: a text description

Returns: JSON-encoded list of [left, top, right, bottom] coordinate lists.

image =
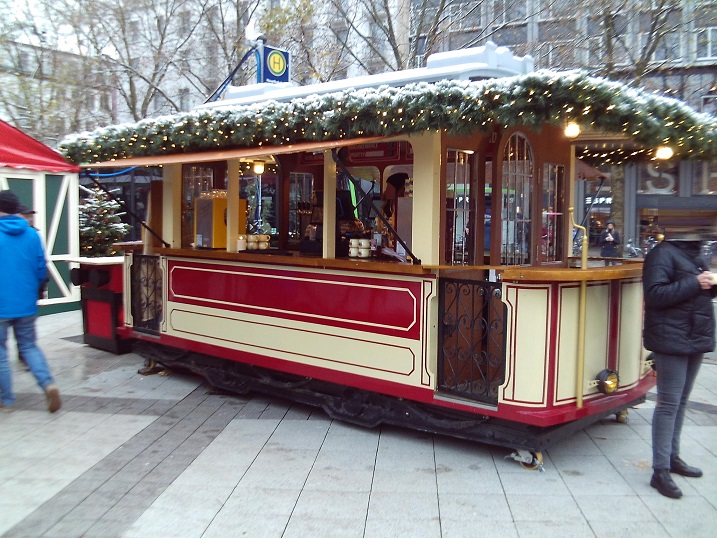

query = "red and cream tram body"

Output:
[[62, 43, 716, 462]]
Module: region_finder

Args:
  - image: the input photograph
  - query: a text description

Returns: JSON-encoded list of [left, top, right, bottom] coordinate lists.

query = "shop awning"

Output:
[[575, 158, 610, 180], [81, 136, 390, 168], [0, 120, 80, 173]]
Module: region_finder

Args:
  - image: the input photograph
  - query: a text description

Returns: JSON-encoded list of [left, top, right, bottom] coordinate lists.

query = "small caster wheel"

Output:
[[507, 449, 544, 471], [520, 451, 544, 471], [615, 409, 628, 424]]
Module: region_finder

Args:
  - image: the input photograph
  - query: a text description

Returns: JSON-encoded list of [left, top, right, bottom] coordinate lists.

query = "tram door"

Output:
[[439, 149, 507, 405], [437, 277, 507, 405]]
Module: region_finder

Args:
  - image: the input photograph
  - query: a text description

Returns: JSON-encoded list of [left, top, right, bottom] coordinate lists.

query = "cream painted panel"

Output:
[[162, 163, 182, 248], [617, 279, 645, 387], [167, 303, 422, 384], [556, 285, 579, 402], [582, 282, 610, 389], [556, 282, 610, 403], [407, 132, 442, 266], [501, 284, 550, 406]]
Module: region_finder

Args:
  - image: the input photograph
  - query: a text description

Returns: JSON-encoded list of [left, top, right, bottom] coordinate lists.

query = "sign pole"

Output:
[[255, 35, 266, 83]]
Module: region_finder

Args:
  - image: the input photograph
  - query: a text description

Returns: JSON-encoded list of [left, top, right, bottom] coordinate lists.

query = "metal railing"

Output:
[[130, 255, 162, 335]]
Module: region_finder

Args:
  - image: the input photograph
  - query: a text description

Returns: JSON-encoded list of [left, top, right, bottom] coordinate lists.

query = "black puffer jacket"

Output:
[[643, 240, 716, 355]]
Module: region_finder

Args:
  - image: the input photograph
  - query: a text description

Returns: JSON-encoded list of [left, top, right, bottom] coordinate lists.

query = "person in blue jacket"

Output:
[[0, 190, 61, 413]]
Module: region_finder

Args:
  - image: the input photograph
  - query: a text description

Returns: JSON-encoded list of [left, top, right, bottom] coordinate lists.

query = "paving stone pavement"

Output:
[[1, 310, 716, 537]]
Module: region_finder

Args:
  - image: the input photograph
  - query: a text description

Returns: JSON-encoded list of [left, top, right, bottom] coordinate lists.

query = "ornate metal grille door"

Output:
[[438, 278, 507, 405], [130, 255, 162, 335]]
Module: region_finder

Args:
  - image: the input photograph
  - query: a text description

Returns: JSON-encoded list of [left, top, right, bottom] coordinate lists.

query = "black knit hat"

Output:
[[0, 190, 20, 214]]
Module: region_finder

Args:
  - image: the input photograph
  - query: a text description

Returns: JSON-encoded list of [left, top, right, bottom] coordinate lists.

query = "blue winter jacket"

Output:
[[0, 215, 48, 318]]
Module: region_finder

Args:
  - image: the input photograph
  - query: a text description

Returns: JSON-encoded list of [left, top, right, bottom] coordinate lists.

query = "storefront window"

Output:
[[692, 161, 717, 195], [637, 161, 678, 195]]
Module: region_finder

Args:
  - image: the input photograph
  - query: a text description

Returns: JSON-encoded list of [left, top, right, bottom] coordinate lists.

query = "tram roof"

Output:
[[60, 69, 717, 168], [77, 136, 389, 168], [198, 42, 534, 110]]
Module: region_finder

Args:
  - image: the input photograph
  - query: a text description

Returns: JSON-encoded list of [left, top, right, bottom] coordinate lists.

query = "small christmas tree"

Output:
[[79, 186, 131, 257]]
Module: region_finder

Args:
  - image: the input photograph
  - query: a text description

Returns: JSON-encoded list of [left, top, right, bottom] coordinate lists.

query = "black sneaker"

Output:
[[670, 456, 703, 478], [651, 469, 683, 499]]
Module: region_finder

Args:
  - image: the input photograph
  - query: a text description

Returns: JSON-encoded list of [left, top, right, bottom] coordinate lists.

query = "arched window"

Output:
[[501, 133, 533, 265]]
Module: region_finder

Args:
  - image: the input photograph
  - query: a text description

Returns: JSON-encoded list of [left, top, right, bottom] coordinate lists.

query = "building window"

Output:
[[692, 161, 717, 196], [492, 0, 527, 25], [539, 0, 574, 20], [637, 161, 679, 195], [448, 1, 481, 32], [501, 133, 532, 266], [536, 40, 574, 68], [100, 91, 110, 111], [152, 94, 166, 114], [702, 95, 717, 115], [179, 88, 190, 111], [697, 27, 717, 59]]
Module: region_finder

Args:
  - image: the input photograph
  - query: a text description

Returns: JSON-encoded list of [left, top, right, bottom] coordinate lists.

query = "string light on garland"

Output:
[[58, 69, 717, 166]]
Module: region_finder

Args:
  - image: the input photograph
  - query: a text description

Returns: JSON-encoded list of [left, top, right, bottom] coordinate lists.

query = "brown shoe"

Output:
[[45, 384, 61, 413]]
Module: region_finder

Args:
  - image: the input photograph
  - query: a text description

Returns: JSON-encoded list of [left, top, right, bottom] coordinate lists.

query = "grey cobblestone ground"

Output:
[[1, 310, 716, 537]]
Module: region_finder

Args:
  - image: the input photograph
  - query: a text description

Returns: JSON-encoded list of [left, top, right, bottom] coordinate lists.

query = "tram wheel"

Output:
[[615, 409, 629, 424], [519, 451, 544, 471]]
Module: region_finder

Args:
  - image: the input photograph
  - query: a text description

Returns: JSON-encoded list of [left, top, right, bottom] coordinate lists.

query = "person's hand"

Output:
[[697, 271, 713, 289]]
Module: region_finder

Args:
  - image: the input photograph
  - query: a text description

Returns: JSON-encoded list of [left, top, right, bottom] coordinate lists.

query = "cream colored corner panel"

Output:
[[556, 282, 610, 404], [617, 279, 645, 388], [501, 283, 551, 406]]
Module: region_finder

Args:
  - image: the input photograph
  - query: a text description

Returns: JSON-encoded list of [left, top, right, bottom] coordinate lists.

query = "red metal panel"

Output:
[[167, 260, 425, 339]]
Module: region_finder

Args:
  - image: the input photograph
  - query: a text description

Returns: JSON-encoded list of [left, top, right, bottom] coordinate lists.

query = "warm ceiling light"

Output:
[[564, 122, 581, 138], [253, 160, 265, 174], [655, 146, 674, 160]]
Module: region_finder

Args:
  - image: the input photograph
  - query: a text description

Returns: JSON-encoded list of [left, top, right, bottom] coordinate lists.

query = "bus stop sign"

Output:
[[262, 46, 290, 83]]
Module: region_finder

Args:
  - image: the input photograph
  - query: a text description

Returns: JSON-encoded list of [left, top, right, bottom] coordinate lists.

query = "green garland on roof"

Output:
[[58, 69, 717, 165]]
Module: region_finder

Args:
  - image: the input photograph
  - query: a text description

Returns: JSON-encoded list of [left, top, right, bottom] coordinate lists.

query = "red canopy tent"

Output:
[[0, 119, 79, 173]]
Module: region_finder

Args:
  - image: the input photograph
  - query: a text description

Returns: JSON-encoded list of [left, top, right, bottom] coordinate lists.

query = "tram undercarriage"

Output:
[[134, 339, 645, 455]]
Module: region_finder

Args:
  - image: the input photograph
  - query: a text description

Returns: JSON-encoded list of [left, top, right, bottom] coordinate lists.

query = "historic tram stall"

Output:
[[60, 43, 717, 468]]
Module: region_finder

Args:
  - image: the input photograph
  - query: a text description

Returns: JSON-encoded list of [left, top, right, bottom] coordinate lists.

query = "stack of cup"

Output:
[[349, 238, 359, 257], [257, 234, 270, 250], [247, 234, 270, 250], [358, 238, 371, 258], [237, 234, 248, 251]]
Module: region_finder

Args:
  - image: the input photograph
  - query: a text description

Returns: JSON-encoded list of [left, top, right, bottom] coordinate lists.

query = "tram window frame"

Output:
[[500, 133, 533, 266], [181, 164, 215, 249], [445, 149, 475, 266], [288, 171, 314, 246], [541, 163, 565, 263]]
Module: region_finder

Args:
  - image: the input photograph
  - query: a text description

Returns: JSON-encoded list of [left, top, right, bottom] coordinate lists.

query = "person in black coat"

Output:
[[642, 233, 716, 498], [599, 220, 620, 265]]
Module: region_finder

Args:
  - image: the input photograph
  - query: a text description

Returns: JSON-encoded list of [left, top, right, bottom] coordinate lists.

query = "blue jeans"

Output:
[[652, 352, 703, 470], [0, 316, 55, 407]]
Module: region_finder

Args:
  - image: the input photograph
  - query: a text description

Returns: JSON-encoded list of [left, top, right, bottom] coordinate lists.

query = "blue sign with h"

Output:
[[261, 45, 291, 83]]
